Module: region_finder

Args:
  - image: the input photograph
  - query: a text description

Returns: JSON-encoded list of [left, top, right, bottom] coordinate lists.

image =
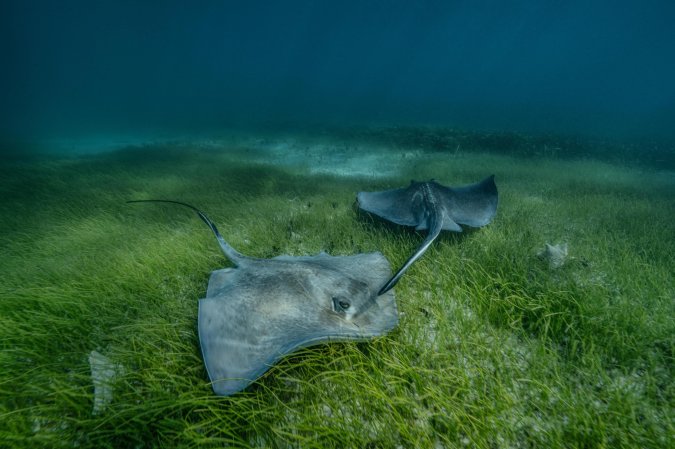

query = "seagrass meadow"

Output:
[[1, 128, 673, 448]]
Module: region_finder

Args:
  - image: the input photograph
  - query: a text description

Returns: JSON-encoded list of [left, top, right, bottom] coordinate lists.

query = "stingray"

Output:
[[128, 200, 398, 396], [357, 175, 498, 294]]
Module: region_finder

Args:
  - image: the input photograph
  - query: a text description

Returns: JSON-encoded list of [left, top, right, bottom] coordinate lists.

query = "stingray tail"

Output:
[[377, 211, 444, 296], [127, 199, 245, 265]]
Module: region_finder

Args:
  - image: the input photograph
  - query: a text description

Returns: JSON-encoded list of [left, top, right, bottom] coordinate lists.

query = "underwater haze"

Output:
[[2, 2, 674, 448], [3, 0, 675, 143]]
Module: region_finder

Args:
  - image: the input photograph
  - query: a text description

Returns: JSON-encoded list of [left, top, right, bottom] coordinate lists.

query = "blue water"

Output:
[[2, 0, 675, 144]]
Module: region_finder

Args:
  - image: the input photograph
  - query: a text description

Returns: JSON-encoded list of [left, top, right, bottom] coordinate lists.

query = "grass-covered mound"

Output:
[[1, 132, 672, 448]]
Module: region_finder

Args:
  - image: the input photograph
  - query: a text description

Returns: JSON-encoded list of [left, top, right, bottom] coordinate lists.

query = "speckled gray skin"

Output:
[[357, 175, 498, 294], [128, 200, 398, 396]]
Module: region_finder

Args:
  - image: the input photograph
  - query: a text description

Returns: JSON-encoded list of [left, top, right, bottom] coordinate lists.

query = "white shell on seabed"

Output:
[[537, 243, 568, 269], [88, 350, 124, 415]]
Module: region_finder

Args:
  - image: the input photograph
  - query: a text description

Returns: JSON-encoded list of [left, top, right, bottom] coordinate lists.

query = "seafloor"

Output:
[[1, 127, 673, 448]]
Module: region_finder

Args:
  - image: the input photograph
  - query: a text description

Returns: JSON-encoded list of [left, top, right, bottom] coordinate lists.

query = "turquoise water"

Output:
[[3, 1, 675, 145]]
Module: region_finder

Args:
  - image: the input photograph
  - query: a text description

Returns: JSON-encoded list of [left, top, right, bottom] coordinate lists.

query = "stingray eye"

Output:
[[332, 297, 351, 313]]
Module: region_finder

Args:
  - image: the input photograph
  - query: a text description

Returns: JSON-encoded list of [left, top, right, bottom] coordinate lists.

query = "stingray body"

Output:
[[129, 200, 398, 396], [357, 175, 498, 294]]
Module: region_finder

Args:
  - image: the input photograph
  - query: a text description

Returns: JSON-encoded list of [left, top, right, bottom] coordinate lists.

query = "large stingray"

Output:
[[128, 200, 398, 396], [357, 175, 498, 294]]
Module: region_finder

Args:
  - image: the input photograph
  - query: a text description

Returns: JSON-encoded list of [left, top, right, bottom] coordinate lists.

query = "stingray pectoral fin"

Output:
[[441, 175, 498, 227], [440, 216, 462, 232], [378, 211, 444, 295], [205, 268, 237, 297], [357, 187, 419, 226], [198, 296, 274, 396]]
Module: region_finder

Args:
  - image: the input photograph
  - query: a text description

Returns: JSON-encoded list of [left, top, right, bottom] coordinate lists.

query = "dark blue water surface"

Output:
[[3, 0, 674, 142]]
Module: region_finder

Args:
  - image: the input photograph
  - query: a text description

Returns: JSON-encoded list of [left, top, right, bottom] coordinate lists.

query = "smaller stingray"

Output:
[[128, 200, 398, 396], [357, 175, 498, 294]]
